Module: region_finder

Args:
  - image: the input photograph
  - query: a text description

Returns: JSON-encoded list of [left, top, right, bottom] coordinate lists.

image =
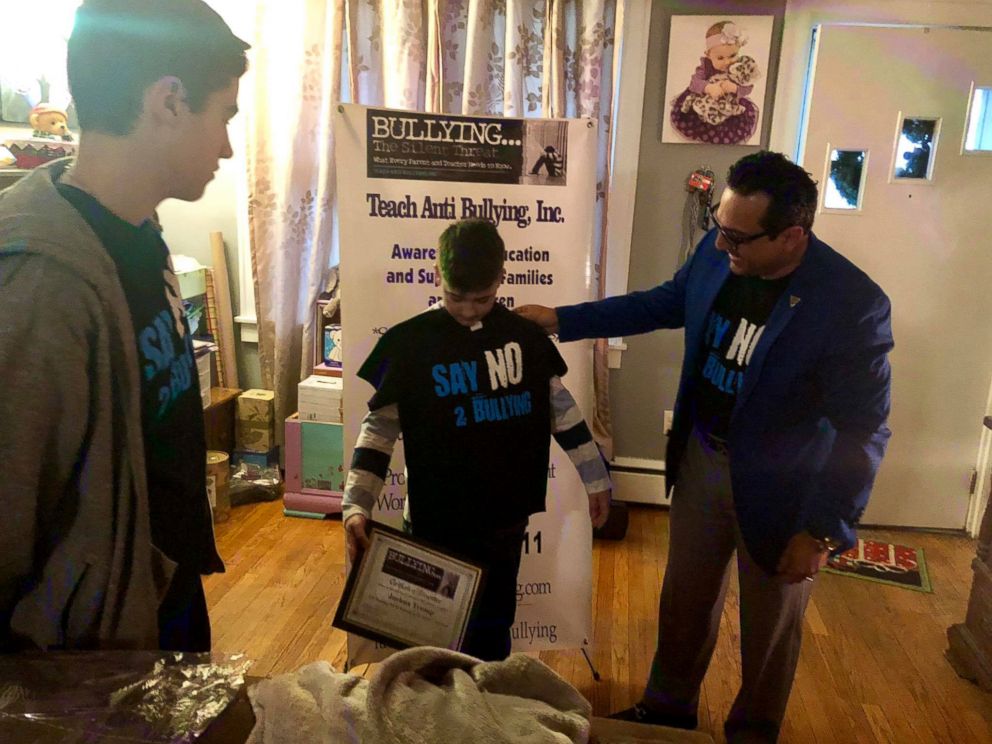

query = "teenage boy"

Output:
[[343, 218, 611, 661], [0, 0, 249, 652]]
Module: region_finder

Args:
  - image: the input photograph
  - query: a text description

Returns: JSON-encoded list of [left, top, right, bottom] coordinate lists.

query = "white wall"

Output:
[[158, 161, 240, 269], [770, 0, 992, 155]]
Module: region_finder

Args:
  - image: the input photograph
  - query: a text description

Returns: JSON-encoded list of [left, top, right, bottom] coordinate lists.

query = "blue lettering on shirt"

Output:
[[138, 309, 195, 418], [433, 343, 530, 427], [701, 312, 762, 401], [433, 361, 479, 397]]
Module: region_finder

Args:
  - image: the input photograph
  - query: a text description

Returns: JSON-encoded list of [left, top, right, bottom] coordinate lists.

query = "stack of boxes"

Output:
[[280, 297, 347, 519], [283, 374, 346, 516], [234, 389, 278, 470], [298, 375, 343, 423]]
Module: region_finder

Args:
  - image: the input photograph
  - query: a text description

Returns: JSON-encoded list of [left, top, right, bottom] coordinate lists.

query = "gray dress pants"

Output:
[[643, 429, 814, 743]]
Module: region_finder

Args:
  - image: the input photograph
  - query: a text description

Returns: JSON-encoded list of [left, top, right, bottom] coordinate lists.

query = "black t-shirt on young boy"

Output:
[[58, 184, 222, 574], [359, 303, 567, 536]]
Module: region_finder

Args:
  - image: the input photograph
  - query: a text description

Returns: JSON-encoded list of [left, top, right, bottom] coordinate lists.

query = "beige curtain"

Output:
[[248, 0, 621, 454], [247, 0, 345, 431]]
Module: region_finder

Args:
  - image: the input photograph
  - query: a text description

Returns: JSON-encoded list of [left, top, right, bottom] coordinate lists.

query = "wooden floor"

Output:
[[204, 501, 992, 743]]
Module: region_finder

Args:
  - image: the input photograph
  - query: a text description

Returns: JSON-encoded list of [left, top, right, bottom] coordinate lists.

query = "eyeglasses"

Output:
[[709, 208, 770, 253]]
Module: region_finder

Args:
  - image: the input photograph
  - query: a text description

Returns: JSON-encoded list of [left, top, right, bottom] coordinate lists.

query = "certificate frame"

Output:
[[332, 522, 486, 651]]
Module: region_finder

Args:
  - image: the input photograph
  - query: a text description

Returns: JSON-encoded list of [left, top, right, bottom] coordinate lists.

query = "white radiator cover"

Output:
[[609, 457, 670, 506]]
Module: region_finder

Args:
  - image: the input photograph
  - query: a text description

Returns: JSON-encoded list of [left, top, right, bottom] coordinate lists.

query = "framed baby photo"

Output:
[[661, 15, 775, 146]]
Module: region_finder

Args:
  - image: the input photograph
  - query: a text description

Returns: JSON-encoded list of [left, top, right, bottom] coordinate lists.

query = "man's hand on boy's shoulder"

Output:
[[514, 304, 559, 334], [588, 490, 610, 529], [344, 514, 371, 563]]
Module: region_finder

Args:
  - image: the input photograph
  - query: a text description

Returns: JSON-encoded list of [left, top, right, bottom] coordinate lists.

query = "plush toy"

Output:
[[29, 104, 74, 142], [321, 265, 341, 319], [681, 55, 761, 127]]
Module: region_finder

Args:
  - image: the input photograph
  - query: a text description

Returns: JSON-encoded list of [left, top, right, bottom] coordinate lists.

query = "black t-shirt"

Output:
[[58, 184, 221, 573], [692, 273, 792, 439], [359, 304, 567, 533]]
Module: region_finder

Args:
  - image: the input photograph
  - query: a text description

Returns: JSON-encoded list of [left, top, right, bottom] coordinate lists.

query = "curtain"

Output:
[[248, 0, 621, 454], [246, 0, 345, 431]]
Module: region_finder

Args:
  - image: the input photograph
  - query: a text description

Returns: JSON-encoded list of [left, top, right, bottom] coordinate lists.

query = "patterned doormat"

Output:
[[822, 539, 932, 592]]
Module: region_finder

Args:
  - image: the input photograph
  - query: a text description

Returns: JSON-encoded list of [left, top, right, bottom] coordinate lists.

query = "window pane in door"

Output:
[[825, 149, 867, 210], [894, 118, 939, 179], [964, 87, 991, 152]]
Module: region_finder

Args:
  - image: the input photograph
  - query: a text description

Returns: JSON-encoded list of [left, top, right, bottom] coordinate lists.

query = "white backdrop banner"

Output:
[[335, 104, 598, 665]]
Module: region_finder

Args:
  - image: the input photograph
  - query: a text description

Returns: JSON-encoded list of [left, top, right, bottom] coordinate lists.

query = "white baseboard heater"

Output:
[[609, 456, 670, 506]]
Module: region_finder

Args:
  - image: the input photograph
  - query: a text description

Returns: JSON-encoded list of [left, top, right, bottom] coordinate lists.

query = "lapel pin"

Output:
[[789, 295, 800, 308]]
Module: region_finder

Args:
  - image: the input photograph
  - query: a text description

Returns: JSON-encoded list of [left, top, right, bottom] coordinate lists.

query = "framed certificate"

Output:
[[333, 522, 486, 651]]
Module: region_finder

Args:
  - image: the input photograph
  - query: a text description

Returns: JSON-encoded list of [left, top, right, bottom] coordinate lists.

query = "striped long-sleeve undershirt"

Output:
[[342, 376, 611, 523]]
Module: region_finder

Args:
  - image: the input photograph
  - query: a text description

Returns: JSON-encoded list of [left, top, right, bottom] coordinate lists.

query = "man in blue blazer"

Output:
[[517, 151, 892, 743]]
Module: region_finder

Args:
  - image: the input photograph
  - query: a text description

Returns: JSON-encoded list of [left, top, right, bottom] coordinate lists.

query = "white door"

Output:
[[800, 24, 992, 529]]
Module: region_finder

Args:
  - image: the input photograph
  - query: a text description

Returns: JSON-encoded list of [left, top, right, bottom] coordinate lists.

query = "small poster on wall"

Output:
[[661, 15, 774, 146]]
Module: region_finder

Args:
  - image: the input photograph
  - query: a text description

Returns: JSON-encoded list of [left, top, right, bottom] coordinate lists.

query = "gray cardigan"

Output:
[[0, 160, 173, 650]]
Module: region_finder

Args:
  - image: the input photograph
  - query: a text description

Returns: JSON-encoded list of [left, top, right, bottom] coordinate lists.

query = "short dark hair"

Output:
[[438, 219, 505, 292], [726, 151, 819, 236], [68, 0, 250, 135]]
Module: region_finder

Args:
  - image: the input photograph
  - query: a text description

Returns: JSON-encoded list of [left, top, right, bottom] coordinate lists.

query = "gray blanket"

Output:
[[248, 647, 592, 743]]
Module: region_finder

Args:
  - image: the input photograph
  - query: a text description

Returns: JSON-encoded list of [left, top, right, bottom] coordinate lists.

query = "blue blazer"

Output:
[[557, 231, 893, 573]]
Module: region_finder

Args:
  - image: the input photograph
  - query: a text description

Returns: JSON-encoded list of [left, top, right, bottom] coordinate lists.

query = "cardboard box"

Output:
[[237, 389, 275, 452], [284, 413, 345, 494], [298, 375, 343, 424]]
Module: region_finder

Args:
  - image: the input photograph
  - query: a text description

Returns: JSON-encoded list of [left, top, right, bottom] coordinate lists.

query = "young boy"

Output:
[[343, 218, 611, 661], [0, 0, 249, 652]]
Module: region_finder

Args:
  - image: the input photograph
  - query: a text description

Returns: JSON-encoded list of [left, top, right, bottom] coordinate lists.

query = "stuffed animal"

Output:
[[29, 104, 74, 142], [727, 55, 759, 87], [321, 265, 341, 319], [682, 55, 761, 126]]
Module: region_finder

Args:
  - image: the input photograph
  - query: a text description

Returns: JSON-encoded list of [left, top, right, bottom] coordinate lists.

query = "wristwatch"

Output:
[[811, 534, 842, 553]]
